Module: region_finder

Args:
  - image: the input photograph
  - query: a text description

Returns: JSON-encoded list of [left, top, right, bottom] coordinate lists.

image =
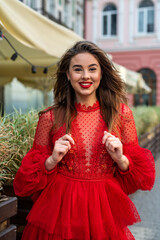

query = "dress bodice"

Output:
[[53, 101, 116, 179]]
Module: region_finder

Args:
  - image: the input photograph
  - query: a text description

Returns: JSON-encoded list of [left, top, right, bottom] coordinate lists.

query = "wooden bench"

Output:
[[0, 196, 17, 240]]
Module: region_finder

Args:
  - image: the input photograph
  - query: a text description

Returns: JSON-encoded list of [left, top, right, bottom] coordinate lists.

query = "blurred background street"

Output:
[[129, 156, 160, 240]]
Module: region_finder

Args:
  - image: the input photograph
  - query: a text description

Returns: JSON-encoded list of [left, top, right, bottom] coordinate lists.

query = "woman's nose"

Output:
[[82, 70, 90, 79]]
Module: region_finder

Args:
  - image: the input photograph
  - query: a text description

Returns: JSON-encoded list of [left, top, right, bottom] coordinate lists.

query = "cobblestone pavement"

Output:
[[129, 155, 160, 240]]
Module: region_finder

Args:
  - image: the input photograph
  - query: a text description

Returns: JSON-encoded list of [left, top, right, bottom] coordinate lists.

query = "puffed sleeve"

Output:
[[13, 109, 57, 197], [115, 104, 155, 195]]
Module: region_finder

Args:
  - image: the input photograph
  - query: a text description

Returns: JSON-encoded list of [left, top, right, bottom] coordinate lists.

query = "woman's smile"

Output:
[[79, 82, 93, 88]]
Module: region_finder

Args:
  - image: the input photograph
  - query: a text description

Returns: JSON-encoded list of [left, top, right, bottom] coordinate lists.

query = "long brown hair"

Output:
[[42, 41, 128, 133]]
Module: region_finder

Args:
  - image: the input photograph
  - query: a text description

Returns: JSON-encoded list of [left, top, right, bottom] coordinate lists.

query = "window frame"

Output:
[[101, 4, 117, 38], [137, 2, 154, 35]]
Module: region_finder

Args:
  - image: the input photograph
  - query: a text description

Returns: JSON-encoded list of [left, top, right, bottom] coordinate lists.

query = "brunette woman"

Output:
[[14, 41, 155, 240]]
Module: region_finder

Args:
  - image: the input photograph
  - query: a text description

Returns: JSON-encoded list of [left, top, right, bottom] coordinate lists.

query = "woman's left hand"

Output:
[[102, 131, 130, 171], [102, 131, 123, 164]]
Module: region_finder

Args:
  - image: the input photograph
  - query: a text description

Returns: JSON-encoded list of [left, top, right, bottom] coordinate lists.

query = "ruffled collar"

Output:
[[75, 100, 100, 112]]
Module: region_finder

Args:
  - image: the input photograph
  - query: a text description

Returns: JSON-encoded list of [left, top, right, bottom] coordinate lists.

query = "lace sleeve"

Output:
[[121, 104, 138, 145], [115, 104, 155, 195], [13, 109, 56, 198]]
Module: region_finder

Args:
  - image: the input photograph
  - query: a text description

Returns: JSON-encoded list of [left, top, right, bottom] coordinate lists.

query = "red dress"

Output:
[[13, 101, 155, 240]]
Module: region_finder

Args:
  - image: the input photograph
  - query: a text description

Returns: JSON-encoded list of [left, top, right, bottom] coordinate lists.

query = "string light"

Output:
[[31, 66, 37, 74], [43, 67, 48, 74], [0, 29, 57, 74], [0, 30, 4, 40], [11, 52, 18, 61]]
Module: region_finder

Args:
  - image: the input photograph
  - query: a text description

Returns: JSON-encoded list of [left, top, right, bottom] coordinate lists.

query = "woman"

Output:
[[14, 41, 155, 240]]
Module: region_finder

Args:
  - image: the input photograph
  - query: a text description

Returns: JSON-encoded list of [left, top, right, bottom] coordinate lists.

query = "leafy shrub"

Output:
[[132, 106, 160, 136], [0, 109, 38, 188], [153, 106, 160, 122]]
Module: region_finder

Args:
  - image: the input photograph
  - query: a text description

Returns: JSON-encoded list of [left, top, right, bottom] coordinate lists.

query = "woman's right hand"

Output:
[[45, 134, 75, 171], [52, 134, 75, 163]]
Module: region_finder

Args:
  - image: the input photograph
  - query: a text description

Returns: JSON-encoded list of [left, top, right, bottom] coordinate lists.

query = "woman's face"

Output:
[[67, 52, 102, 104]]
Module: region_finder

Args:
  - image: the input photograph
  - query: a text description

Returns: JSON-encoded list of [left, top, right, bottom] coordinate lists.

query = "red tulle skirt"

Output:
[[22, 173, 140, 240]]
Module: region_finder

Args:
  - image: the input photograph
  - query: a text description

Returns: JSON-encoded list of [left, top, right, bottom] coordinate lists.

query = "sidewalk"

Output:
[[129, 155, 160, 240]]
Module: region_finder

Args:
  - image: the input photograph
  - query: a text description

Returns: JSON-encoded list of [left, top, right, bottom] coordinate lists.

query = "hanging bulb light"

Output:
[[43, 67, 48, 74], [0, 30, 4, 40], [11, 52, 18, 61], [31, 65, 37, 73]]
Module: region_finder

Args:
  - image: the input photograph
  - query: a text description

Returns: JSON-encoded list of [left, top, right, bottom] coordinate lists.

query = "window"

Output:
[[64, 0, 70, 26], [48, 0, 55, 15], [30, 0, 36, 8], [72, 0, 75, 16], [138, 0, 154, 34], [134, 68, 156, 106], [75, 11, 82, 36], [26, 0, 36, 8], [102, 3, 117, 37]]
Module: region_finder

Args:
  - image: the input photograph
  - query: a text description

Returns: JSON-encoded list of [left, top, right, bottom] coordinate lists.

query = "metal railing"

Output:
[[138, 124, 160, 160]]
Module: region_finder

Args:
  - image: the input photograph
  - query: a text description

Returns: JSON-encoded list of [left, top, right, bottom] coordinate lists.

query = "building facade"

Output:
[[20, 0, 84, 37], [85, 0, 160, 106]]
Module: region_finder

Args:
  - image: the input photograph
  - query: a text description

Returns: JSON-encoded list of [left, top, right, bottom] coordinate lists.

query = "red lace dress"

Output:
[[13, 101, 155, 240]]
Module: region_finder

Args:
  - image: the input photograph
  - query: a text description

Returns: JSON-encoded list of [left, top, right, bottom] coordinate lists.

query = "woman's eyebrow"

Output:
[[72, 63, 98, 68], [72, 64, 82, 68], [89, 64, 98, 67]]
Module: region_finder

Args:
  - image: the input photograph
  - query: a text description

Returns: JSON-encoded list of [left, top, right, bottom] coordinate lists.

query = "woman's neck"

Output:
[[75, 96, 97, 107]]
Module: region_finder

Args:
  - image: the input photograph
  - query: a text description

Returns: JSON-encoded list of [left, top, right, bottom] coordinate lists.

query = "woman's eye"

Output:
[[89, 68, 96, 71], [74, 68, 82, 72]]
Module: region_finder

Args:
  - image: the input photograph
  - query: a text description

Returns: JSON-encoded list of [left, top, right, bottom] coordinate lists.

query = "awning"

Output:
[[0, 0, 82, 90], [0, 0, 82, 57], [114, 63, 151, 94]]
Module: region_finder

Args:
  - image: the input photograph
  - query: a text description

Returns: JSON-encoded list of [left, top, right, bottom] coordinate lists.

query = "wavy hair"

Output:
[[42, 41, 128, 133]]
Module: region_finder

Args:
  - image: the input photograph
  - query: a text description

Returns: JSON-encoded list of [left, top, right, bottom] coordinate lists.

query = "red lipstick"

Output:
[[79, 82, 92, 88]]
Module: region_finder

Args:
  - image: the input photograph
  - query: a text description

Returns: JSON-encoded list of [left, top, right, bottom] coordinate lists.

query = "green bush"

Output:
[[0, 109, 38, 188], [153, 106, 160, 121], [132, 106, 160, 136]]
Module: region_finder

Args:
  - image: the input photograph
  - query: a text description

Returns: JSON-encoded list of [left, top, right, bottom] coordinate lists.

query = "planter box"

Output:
[[0, 196, 17, 240]]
